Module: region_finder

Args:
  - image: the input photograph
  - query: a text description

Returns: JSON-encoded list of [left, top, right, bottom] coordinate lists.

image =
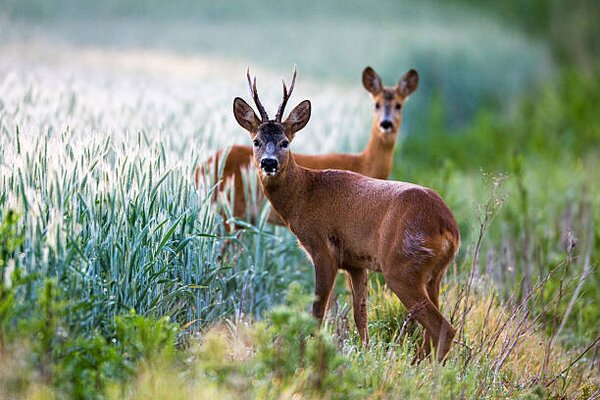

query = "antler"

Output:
[[246, 67, 269, 122], [275, 65, 297, 122]]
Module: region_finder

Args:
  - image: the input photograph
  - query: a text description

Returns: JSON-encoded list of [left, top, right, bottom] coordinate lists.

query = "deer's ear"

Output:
[[283, 100, 311, 138], [362, 66, 383, 95], [397, 69, 419, 98], [233, 97, 261, 134]]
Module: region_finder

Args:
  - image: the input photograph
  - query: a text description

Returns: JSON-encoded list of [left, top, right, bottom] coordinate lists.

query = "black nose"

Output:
[[260, 158, 278, 172], [380, 120, 394, 131]]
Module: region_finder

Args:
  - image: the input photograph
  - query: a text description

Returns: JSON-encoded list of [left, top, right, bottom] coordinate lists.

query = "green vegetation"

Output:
[[0, 0, 598, 398], [397, 68, 600, 348], [442, 0, 599, 73]]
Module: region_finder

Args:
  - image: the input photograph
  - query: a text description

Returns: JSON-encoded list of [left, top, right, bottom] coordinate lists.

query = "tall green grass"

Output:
[[0, 127, 315, 333]]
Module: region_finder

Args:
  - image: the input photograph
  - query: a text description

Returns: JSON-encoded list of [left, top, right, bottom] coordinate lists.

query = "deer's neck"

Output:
[[259, 154, 306, 223], [361, 122, 397, 179]]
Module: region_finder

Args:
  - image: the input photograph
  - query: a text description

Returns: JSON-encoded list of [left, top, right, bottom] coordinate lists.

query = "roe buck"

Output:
[[233, 69, 460, 362], [197, 66, 418, 226]]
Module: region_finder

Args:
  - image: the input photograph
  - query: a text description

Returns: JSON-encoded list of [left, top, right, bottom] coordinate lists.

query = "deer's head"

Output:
[[362, 66, 419, 140], [233, 67, 311, 178]]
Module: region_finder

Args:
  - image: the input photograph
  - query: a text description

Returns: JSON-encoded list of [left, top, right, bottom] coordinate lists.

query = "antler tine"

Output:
[[246, 67, 269, 122], [288, 65, 297, 97], [275, 65, 297, 122], [245, 67, 253, 97]]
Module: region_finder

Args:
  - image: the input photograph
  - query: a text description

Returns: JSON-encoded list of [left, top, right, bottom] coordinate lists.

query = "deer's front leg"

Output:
[[312, 254, 338, 326]]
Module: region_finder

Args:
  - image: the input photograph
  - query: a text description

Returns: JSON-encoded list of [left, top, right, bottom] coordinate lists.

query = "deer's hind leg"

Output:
[[419, 272, 444, 359], [382, 261, 455, 362]]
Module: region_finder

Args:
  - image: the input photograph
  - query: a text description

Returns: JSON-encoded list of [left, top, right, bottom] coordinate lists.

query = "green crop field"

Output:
[[0, 1, 598, 398]]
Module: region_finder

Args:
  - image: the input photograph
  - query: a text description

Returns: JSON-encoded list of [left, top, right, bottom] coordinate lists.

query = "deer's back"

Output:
[[286, 169, 459, 270], [295, 152, 363, 173]]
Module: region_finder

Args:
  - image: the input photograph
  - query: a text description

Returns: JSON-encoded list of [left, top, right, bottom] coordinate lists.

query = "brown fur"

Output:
[[197, 67, 418, 226], [232, 71, 460, 362]]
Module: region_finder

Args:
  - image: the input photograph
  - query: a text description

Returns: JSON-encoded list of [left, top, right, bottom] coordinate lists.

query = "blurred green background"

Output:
[[0, 0, 563, 130], [2, 0, 597, 146]]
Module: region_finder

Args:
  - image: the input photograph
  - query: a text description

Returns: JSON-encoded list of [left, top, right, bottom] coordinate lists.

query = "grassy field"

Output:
[[1, 1, 599, 398]]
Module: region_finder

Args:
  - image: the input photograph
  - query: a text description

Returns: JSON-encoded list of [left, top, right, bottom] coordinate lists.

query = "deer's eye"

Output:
[[281, 140, 289, 149], [395, 103, 402, 111], [375, 102, 381, 110], [253, 139, 260, 147]]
